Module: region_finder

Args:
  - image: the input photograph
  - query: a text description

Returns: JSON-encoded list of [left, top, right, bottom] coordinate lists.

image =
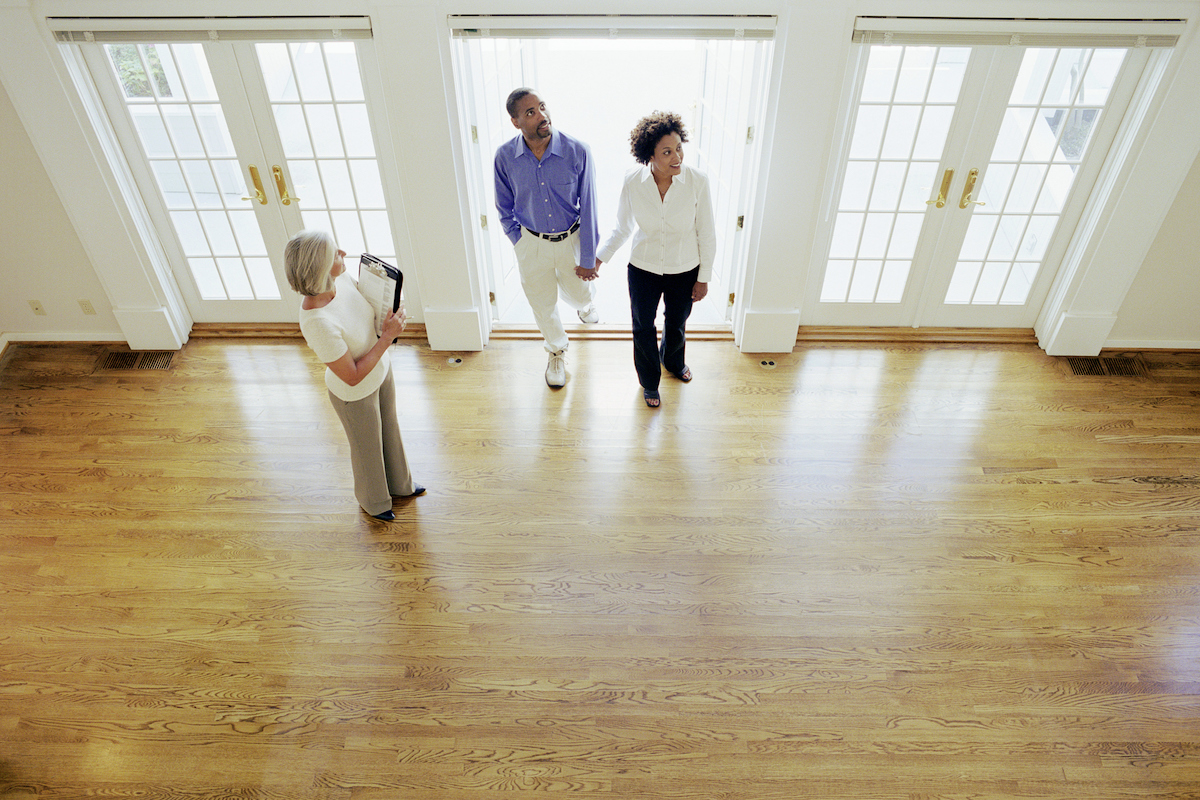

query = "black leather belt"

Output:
[[527, 220, 580, 242]]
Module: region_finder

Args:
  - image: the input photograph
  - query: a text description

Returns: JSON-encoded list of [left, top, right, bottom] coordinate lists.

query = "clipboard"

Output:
[[357, 253, 403, 337]]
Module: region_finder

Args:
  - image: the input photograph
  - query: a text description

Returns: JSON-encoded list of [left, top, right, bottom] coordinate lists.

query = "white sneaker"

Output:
[[577, 306, 599, 324], [545, 350, 566, 388]]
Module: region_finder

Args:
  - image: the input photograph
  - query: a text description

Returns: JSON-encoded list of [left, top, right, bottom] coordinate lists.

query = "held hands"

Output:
[[575, 259, 601, 281], [692, 282, 709, 302]]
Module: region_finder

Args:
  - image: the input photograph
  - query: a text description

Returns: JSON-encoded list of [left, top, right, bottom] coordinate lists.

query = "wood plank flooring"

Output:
[[1, 338, 1199, 799]]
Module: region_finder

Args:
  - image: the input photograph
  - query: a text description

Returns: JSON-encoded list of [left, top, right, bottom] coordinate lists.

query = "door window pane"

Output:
[[130, 107, 173, 157], [911, 106, 954, 160], [840, 162, 875, 210], [894, 47, 936, 103], [349, 161, 386, 207], [927, 48, 970, 102], [900, 162, 937, 210], [880, 105, 921, 158], [152, 162, 190, 208], [945, 262, 981, 303], [182, 161, 222, 208], [318, 160, 356, 207], [849, 106, 888, 159], [326, 43, 365, 101], [338, 105, 375, 157], [822, 261, 854, 302], [190, 258, 224, 298], [974, 262, 1009, 303], [830, 213, 864, 259], [848, 260, 883, 302], [859, 214, 893, 259], [877, 261, 910, 302], [887, 215, 922, 259], [861, 47, 902, 102], [291, 43, 333, 101], [162, 106, 205, 157], [869, 162, 906, 210], [305, 105, 344, 157]]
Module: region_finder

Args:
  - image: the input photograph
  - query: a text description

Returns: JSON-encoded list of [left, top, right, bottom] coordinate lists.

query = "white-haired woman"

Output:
[[285, 230, 424, 521]]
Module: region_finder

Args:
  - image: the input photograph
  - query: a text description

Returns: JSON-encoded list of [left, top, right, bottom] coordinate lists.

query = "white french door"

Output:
[[449, 18, 774, 327], [75, 34, 399, 323], [808, 41, 1153, 328]]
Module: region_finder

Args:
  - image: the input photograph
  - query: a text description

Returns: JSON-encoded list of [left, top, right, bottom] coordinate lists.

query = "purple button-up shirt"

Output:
[[494, 129, 598, 271]]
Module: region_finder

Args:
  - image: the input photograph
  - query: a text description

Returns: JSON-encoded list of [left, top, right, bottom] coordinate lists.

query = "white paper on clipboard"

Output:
[[357, 254, 403, 337]]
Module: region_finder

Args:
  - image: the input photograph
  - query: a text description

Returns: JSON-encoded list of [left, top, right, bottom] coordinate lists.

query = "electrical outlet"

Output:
[[28, 300, 46, 316], [79, 299, 97, 315]]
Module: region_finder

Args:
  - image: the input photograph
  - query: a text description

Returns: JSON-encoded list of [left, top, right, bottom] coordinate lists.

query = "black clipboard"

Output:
[[357, 253, 404, 337]]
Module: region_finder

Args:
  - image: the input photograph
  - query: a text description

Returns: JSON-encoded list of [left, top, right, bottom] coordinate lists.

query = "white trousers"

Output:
[[514, 228, 595, 353]]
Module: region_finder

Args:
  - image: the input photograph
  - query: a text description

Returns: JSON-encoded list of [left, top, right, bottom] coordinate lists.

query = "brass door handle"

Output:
[[926, 168, 954, 209], [241, 165, 267, 204], [960, 168, 987, 209], [272, 165, 300, 206]]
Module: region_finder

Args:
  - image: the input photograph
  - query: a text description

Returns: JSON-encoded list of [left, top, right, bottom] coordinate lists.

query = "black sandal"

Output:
[[643, 389, 661, 408], [672, 366, 693, 383]]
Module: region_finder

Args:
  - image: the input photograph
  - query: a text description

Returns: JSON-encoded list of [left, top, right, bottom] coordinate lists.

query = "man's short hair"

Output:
[[284, 230, 336, 297], [506, 87, 539, 119]]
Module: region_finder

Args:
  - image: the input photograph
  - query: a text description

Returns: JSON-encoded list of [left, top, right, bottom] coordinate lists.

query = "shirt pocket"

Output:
[[549, 175, 577, 200]]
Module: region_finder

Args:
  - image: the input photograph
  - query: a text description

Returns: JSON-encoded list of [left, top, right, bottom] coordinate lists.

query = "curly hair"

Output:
[[629, 111, 689, 165]]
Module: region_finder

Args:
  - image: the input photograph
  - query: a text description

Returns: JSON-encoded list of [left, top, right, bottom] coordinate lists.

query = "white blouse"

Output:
[[298, 272, 390, 402], [597, 164, 716, 283]]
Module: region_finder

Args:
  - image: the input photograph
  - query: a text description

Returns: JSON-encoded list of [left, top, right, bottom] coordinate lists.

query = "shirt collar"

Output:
[[639, 164, 689, 186], [514, 130, 564, 161]]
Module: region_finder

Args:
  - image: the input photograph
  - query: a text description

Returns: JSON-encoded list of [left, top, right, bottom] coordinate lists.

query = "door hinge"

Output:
[[728, 293, 735, 306], [489, 291, 496, 304], [737, 215, 744, 230], [471, 125, 478, 143], [480, 214, 488, 229], [747, 126, 754, 143]]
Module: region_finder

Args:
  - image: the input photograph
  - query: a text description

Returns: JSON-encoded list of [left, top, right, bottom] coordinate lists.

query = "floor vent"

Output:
[[97, 350, 175, 372], [1065, 356, 1147, 377]]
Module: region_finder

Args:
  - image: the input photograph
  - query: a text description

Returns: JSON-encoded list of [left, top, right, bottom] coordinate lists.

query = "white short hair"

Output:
[[284, 230, 336, 296]]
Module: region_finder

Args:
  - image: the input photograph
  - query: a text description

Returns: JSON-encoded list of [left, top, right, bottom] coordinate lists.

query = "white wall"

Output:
[[3, 0, 1200, 354], [0, 79, 121, 346], [1108, 156, 1200, 349]]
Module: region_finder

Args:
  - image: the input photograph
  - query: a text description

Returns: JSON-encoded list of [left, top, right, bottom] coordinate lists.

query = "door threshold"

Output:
[[797, 326, 1037, 345], [488, 323, 735, 341]]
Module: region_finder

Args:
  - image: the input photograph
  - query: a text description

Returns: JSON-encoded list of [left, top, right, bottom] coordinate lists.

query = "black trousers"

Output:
[[627, 264, 699, 391]]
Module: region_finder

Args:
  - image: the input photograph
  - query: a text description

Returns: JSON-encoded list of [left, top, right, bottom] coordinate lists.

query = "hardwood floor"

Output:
[[1, 338, 1198, 798]]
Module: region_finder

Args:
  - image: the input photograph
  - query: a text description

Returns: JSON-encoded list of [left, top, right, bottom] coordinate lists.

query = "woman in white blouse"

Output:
[[285, 230, 424, 521], [596, 111, 716, 408]]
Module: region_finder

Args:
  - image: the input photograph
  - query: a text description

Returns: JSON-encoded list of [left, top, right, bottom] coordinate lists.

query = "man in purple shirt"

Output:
[[494, 88, 600, 389]]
